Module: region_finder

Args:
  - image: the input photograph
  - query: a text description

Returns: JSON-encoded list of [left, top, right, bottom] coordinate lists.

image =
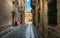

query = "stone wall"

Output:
[[31, 0, 60, 38], [55, 0, 60, 34], [0, 0, 13, 32]]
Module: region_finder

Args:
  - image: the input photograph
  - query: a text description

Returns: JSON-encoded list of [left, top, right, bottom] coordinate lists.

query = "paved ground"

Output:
[[0, 22, 39, 38], [0, 25, 12, 32]]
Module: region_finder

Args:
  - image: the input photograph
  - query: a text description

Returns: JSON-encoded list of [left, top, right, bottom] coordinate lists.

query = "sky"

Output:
[[26, 0, 32, 12]]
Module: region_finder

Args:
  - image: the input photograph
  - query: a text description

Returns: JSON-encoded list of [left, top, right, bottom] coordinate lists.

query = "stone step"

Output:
[[0, 27, 15, 37]]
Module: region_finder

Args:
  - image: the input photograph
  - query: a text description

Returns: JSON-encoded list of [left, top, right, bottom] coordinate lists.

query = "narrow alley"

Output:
[[0, 0, 60, 38]]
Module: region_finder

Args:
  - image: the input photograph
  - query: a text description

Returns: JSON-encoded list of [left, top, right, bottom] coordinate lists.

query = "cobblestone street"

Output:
[[0, 22, 39, 38]]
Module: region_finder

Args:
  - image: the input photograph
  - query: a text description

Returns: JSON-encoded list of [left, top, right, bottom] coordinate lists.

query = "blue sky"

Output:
[[26, 0, 32, 12]]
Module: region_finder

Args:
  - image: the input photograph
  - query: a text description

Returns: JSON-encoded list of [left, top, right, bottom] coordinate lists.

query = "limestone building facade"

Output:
[[0, 0, 13, 32], [18, 0, 26, 24], [0, 0, 26, 32], [25, 12, 32, 23], [31, 0, 60, 38]]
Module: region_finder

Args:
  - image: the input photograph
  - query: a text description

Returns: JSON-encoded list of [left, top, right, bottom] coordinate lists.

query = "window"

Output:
[[48, 0, 57, 26], [12, 1, 15, 4]]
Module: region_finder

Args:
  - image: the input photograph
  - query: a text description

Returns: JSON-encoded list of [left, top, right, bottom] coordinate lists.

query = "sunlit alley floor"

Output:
[[0, 22, 39, 38]]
